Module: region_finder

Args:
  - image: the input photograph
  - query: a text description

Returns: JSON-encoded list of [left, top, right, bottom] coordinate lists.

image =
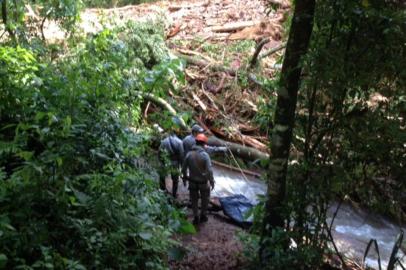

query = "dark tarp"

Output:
[[219, 194, 254, 228]]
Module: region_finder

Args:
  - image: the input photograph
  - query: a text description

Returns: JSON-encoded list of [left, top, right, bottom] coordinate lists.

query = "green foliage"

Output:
[[246, 1, 406, 269], [0, 20, 186, 269], [1, 0, 83, 45], [294, 0, 406, 216], [242, 228, 323, 270], [253, 80, 278, 134]]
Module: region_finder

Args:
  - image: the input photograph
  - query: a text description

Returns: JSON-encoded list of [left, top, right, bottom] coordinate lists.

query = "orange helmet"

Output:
[[195, 133, 208, 144]]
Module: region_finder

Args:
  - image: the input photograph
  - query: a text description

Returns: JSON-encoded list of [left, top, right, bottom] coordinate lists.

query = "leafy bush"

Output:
[[293, 0, 406, 218], [0, 21, 186, 269], [1, 0, 83, 45]]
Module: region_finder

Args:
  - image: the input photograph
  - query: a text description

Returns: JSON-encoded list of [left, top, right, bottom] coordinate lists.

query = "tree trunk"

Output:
[[1, 0, 16, 42], [260, 0, 316, 257], [208, 136, 270, 162]]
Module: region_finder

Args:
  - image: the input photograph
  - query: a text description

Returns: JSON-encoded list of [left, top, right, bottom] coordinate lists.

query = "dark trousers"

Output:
[[159, 171, 179, 197], [158, 150, 180, 197], [189, 182, 210, 218]]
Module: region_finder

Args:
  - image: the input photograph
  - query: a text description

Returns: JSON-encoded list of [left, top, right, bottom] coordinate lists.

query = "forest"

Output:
[[0, 0, 405, 269]]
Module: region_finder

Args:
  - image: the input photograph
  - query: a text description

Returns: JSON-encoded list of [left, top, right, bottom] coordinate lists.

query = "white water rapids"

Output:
[[209, 165, 406, 270]]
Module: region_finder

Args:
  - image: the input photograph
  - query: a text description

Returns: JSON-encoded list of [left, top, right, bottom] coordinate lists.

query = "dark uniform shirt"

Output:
[[159, 135, 184, 166], [182, 134, 196, 154], [182, 135, 227, 156], [182, 145, 214, 184]]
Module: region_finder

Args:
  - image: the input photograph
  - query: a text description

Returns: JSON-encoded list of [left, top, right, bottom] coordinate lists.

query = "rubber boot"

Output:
[[200, 215, 208, 223], [193, 216, 200, 225]]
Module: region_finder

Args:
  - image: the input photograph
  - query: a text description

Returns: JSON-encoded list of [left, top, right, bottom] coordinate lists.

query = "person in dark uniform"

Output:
[[182, 134, 214, 225], [158, 133, 184, 198], [182, 124, 227, 156]]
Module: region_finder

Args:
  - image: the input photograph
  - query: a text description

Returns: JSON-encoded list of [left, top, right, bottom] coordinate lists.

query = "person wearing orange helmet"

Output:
[[182, 124, 228, 156], [182, 133, 215, 225]]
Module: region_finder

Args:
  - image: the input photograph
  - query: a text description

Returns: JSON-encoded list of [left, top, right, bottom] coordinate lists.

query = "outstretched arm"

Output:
[[205, 145, 228, 155]]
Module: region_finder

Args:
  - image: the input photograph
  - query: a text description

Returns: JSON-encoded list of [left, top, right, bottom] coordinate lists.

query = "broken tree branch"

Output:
[[191, 92, 207, 111], [174, 52, 237, 76], [175, 49, 281, 81], [135, 91, 188, 130], [241, 134, 268, 152], [250, 38, 270, 68], [259, 42, 286, 59], [176, 48, 215, 62], [200, 88, 220, 111], [209, 20, 260, 33], [214, 72, 226, 93], [143, 101, 151, 119], [211, 126, 269, 152]]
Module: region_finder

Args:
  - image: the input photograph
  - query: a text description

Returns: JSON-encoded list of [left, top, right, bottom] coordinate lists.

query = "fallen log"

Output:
[[175, 50, 281, 81], [240, 134, 268, 152], [135, 91, 188, 130], [175, 48, 215, 62], [174, 52, 237, 76], [249, 38, 270, 68], [137, 91, 270, 162], [210, 127, 268, 152], [227, 20, 282, 41], [209, 20, 260, 33], [168, 1, 209, 12], [200, 85, 221, 111], [191, 92, 207, 111], [259, 42, 286, 59], [208, 136, 270, 162]]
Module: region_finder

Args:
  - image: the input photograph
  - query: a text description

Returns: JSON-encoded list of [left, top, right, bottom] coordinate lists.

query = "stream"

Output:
[[210, 164, 406, 270]]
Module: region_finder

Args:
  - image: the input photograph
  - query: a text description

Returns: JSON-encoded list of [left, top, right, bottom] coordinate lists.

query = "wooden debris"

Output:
[[168, 5, 182, 12], [175, 52, 237, 76], [268, 0, 291, 9], [210, 127, 268, 153], [244, 99, 258, 112], [208, 136, 270, 161], [168, 1, 210, 12], [238, 123, 259, 133], [259, 42, 286, 59], [144, 101, 151, 119], [228, 20, 282, 41], [166, 22, 182, 39], [176, 48, 215, 62], [191, 92, 207, 111], [208, 20, 260, 33], [135, 91, 188, 130], [185, 69, 205, 80], [249, 37, 270, 68], [240, 134, 268, 152], [200, 88, 221, 111], [214, 72, 227, 93]]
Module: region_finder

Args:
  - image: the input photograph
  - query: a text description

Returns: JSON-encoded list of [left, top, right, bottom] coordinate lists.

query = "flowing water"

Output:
[[210, 165, 406, 270]]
